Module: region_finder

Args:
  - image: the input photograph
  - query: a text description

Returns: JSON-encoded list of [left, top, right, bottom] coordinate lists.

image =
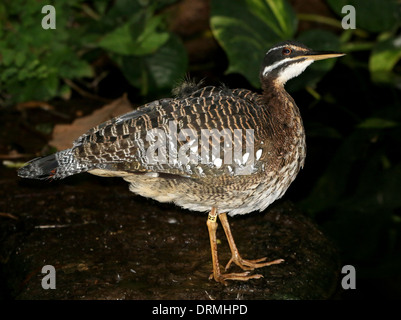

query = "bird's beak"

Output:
[[302, 51, 346, 61]]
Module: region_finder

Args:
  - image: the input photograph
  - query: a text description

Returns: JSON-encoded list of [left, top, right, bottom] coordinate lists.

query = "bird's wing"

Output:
[[73, 87, 266, 178]]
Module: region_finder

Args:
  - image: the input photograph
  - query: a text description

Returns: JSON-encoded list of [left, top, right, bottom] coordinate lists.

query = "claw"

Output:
[[209, 270, 263, 286], [225, 257, 284, 271], [206, 208, 284, 285]]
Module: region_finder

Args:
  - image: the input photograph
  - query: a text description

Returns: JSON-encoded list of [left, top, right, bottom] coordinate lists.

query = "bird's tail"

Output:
[[17, 148, 89, 180]]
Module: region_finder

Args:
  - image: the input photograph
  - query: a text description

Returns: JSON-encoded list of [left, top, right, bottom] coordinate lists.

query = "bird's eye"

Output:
[[282, 48, 292, 55]]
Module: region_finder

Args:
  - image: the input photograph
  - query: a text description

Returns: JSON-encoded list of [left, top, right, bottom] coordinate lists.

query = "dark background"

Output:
[[1, 0, 401, 299]]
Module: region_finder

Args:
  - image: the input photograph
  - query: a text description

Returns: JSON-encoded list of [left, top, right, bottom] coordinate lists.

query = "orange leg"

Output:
[[218, 212, 284, 272], [206, 208, 282, 285]]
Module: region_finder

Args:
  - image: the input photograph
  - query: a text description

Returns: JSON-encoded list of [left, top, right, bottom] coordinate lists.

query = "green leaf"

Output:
[[358, 118, 399, 129], [326, 0, 401, 33], [99, 22, 138, 55], [145, 34, 188, 91], [99, 14, 169, 56], [244, 0, 296, 39], [1, 67, 17, 81], [1, 48, 14, 66], [15, 51, 26, 67], [0, 0, 96, 104], [210, 0, 297, 87], [116, 34, 188, 95], [60, 59, 93, 79], [6, 72, 60, 103], [135, 15, 170, 55], [369, 37, 401, 83], [371, 40, 401, 72]]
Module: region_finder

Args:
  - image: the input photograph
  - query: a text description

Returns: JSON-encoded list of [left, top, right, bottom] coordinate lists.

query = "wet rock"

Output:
[[0, 171, 340, 300]]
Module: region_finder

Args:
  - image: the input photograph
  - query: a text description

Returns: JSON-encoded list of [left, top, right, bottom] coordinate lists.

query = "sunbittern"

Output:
[[18, 41, 344, 285]]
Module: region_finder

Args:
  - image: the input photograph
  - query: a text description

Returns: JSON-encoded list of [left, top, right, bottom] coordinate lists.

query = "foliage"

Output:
[[211, 0, 401, 281], [1, 0, 401, 292], [96, 0, 187, 96], [210, 0, 297, 87], [0, 0, 186, 105], [0, 0, 92, 104], [210, 0, 401, 88]]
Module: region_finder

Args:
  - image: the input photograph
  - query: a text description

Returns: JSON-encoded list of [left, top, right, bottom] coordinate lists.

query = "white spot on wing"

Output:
[[256, 149, 263, 160], [242, 152, 249, 164], [214, 158, 222, 168], [145, 172, 159, 178]]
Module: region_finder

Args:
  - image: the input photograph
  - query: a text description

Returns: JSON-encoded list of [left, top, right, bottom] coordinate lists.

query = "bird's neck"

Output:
[[260, 79, 304, 145], [261, 79, 301, 122]]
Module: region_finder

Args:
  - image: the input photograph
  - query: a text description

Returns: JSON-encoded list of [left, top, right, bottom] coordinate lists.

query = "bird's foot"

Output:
[[209, 270, 263, 286], [225, 255, 284, 271]]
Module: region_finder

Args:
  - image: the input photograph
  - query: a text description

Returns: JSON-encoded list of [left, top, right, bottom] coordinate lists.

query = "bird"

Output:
[[18, 40, 344, 285]]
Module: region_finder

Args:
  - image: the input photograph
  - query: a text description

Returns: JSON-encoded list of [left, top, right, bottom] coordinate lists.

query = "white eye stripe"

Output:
[[266, 45, 309, 56], [262, 58, 292, 77], [262, 56, 310, 77], [277, 59, 314, 84], [266, 45, 290, 55]]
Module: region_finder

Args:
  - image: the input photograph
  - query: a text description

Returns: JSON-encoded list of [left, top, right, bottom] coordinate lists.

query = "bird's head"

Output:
[[260, 40, 345, 86]]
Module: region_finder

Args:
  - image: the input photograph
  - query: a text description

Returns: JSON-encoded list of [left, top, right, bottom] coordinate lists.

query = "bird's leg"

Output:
[[218, 212, 284, 272], [206, 208, 264, 285]]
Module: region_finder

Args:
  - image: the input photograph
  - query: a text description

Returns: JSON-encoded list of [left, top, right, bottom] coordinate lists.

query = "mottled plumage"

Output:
[[18, 83, 304, 216], [18, 41, 344, 284]]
